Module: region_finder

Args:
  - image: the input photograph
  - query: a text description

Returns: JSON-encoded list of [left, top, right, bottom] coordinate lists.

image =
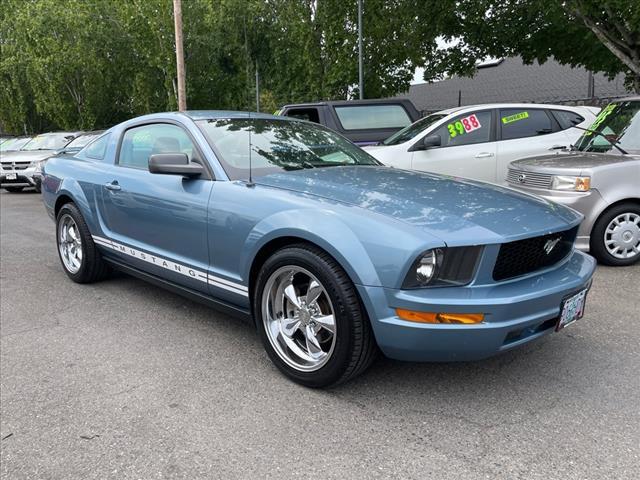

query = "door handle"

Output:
[[549, 145, 567, 150], [475, 152, 494, 158], [105, 181, 121, 191]]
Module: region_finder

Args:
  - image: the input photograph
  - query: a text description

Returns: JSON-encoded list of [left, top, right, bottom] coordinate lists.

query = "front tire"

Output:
[[254, 244, 377, 388], [56, 203, 110, 283], [4, 186, 24, 193], [590, 202, 640, 266]]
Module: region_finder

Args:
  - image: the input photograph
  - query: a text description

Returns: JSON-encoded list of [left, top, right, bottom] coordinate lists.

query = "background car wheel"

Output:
[[254, 243, 377, 388], [56, 203, 110, 283], [590, 202, 640, 266], [4, 186, 24, 193]]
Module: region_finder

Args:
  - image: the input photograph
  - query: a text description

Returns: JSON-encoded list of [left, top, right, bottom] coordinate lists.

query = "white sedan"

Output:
[[363, 103, 599, 184]]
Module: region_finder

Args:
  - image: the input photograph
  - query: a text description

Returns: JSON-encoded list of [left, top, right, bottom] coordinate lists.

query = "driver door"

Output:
[[98, 122, 213, 294], [411, 110, 498, 183]]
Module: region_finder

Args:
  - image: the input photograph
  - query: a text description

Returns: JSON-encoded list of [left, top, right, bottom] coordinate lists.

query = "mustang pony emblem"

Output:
[[544, 237, 561, 255]]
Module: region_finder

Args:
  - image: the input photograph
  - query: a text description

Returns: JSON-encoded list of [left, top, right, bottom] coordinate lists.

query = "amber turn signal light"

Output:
[[396, 309, 484, 324]]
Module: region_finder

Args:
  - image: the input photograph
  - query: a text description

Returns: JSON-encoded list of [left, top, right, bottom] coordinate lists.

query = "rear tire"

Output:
[[56, 203, 110, 283], [590, 202, 640, 266], [254, 244, 377, 388], [4, 186, 23, 193]]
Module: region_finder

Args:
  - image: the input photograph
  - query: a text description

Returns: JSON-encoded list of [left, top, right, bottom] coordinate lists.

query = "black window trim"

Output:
[[409, 108, 496, 151], [115, 119, 213, 180]]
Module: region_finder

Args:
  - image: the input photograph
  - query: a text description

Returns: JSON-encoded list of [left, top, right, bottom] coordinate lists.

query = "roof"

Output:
[[281, 98, 416, 108], [401, 57, 632, 112], [182, 110, 284, 121]]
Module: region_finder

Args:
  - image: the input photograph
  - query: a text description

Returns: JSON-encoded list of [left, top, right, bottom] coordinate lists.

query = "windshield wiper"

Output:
[[573, 126, 628, 154]]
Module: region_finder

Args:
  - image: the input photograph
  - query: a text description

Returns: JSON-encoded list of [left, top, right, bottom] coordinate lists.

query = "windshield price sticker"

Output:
[[502, 111, 529, 124], [447, 114, 481, 138], [585, 103, 618, 136]]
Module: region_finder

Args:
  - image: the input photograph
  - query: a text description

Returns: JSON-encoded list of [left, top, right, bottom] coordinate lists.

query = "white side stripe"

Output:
[[92, 235, 248, 297]]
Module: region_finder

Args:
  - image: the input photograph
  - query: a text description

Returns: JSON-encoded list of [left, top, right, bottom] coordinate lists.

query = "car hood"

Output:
[[511, 151, 640, 174], [0, 150, 56, 162], [255, 166, 581, 245]]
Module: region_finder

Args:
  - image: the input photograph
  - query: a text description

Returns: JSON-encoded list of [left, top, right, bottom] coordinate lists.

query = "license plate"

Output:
[[6, 173, 17, 180], [556, 289, 588, 331]]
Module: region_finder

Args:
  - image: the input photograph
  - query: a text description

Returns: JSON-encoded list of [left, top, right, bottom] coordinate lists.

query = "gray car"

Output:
[[507, 97, 640, 266]]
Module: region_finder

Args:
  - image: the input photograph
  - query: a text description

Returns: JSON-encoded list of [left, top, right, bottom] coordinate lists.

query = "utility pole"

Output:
[[255, 61, 260, 112], [173, 0, 187, 111], [358, 0, 363, 99]]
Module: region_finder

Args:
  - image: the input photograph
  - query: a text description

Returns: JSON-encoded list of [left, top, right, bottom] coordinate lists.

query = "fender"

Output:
[[240, 208, 437, 288]]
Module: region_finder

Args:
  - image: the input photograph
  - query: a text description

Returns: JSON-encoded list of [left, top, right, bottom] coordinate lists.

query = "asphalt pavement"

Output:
[[1, 190, 639, 480]]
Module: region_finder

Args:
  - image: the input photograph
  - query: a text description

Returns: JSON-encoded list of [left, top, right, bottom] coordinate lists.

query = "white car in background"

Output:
[[364, 103, 599, 184]]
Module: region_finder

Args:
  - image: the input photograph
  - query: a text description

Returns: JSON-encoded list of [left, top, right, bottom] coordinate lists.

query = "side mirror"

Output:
[[409, 134, 441, 152], [149, 153, 203, 177], [422, 135, 441, 148]]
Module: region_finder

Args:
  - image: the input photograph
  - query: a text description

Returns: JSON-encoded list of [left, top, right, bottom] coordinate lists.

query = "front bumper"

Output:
[[357, 250, 596, 362], [0, 168, 39, 188], [506, 184, 608, 251]]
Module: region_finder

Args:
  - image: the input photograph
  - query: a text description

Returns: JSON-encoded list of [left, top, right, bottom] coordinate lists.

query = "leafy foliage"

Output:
[[0, 0, 637, 134], [425, 1, 640, 91]]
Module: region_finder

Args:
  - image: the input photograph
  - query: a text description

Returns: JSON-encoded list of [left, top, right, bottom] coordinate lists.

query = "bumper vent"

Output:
[[493, 227, 578, 281], [507, 169, 553, 189]]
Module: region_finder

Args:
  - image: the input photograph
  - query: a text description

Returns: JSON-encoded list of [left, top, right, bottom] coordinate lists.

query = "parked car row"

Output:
[[0, 131, 103, 192]]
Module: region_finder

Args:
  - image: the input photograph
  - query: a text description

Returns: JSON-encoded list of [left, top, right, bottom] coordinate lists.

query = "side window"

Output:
[[84, 134, 110, 160], [551, 110, 585, 130], [500, 109, 553, 140], [431, 110, 492, 147], [334, 105, 412, 130], [284, 108, 320, 123], [118, 123, 197, 170]]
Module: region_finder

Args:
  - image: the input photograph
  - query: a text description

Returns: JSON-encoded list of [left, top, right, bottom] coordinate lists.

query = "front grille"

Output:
[[507, 168, 553, 189], [1, 162, 30, 171], [493, 227, 577, 281]]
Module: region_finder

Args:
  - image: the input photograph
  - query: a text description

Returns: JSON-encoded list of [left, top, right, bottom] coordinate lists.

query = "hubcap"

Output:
[[262, 266, 337, 372], [604, 212, 640, 259], [58, 214, 83, 273]]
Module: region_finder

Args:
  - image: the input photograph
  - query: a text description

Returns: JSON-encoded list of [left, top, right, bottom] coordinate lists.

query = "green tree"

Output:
[[424, 0, 640, 92]]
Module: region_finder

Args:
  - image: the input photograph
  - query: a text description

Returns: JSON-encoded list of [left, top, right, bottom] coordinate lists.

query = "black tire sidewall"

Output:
[[254, 247, 361, 388], [56, 204, 94, 282], [590, 203, 640, 266]]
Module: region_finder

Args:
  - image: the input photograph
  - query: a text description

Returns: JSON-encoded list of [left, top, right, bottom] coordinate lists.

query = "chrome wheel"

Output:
[[58, 214, 83, 274], [604, 212, 640, 259], [262, 266, 337, 372]]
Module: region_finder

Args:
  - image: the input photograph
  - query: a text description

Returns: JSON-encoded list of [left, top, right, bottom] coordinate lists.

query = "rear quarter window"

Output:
[[334, 105, 412, 130], [83, 133, 111, 160], [551, 110, 585, 130]]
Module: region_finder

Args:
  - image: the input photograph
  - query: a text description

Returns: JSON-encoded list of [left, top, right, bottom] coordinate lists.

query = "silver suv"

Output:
[[0, 132, 81, 193]]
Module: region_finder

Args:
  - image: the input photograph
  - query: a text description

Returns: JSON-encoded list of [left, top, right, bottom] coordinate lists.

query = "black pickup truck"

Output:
[[278, 99, 421, 146]]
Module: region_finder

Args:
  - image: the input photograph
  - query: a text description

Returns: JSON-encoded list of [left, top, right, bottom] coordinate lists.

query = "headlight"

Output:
[[551, 175, 591, 192], [402, 246, 482, 288]]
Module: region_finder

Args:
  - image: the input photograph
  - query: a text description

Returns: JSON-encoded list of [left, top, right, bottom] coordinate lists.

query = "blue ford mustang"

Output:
[[42, 111, 595, 387]]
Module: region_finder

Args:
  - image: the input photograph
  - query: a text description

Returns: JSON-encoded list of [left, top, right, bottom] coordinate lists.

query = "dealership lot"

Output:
[[1, 190, 638, 479]]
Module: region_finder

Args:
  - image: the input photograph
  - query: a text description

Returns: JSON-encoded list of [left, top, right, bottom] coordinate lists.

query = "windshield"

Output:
[[198, 118, 381, 180], [65, 132, 102, 150], [574, 100, 640, 154], [0, 137, 32, 152], [22, 133, 75, 151], [383, 114, 447, 145]]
